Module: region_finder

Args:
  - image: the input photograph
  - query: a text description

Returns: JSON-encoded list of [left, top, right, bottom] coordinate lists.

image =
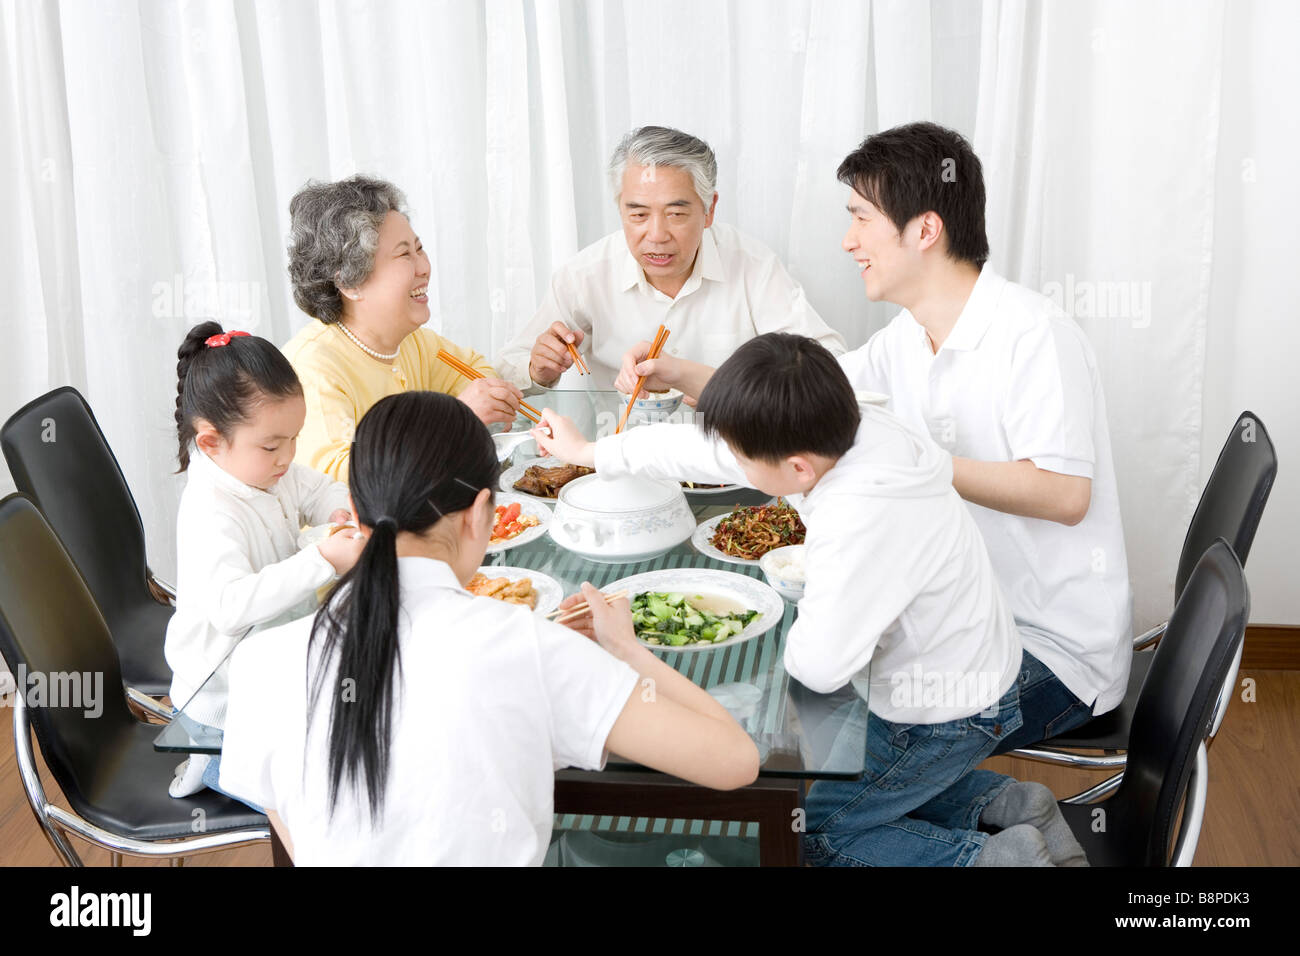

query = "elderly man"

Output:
[[494, 126, 845, 392]]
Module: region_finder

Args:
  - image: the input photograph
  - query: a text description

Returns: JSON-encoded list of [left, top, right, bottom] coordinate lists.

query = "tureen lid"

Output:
[[557, 473, 681, 513]]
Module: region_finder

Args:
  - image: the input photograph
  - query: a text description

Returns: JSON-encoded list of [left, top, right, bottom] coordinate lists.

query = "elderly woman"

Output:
[[284, 176, 522, 480]]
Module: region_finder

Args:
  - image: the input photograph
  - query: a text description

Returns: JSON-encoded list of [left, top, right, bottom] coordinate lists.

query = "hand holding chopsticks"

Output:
[[436, 349, 543, 425], [614, 325, 670, 434], [546, 589, 629, 625]]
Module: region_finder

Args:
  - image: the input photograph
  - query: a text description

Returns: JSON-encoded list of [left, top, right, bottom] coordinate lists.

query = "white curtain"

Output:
[[1, 0, 1290, 629]]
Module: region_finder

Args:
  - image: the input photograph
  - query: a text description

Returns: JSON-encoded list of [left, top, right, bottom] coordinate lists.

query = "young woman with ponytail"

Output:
[[165, 321, 365, 804], [218, 390, 760, 864]]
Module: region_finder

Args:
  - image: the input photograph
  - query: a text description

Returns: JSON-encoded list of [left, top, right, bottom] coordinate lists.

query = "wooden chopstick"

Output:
[[436, 350, 544, 424], [545, 590, 630, 624], [614, 325, 670, 434], [565, 340, 589, 375]]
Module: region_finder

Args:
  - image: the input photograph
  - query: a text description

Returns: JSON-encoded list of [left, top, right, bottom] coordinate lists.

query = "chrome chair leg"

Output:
[[110, 852, 122, 867]]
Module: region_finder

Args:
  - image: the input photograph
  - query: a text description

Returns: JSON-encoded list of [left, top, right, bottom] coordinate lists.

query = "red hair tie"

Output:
[[204, 330, 251, 348]]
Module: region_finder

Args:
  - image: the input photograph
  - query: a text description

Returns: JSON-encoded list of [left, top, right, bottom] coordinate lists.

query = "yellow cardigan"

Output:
[[283, 320, 495, 482]]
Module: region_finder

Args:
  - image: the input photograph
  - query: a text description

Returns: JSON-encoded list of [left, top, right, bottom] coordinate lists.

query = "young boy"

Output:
[[534, 333, 1086, 866], [835, 123, 1132, 750]]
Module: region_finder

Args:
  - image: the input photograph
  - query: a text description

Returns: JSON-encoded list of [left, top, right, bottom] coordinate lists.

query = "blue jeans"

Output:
[[804, 680, 1023, 867], [990, 650, 1093, 755]]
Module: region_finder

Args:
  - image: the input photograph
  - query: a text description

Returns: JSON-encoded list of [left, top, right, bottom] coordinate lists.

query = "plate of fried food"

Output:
[[484, 493, 552, 554], [466, 566, 562, 615], [691, 498, 807, 566], [500, 456, 596, 501]]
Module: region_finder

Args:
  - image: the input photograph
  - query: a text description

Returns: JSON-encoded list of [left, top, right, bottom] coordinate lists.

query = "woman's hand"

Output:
[[576, 582, 639, 662], [458, 378, 524, 430], [531, 411, 595, 466], [317, 527, 366, 575], [529, 322, 585, 387]]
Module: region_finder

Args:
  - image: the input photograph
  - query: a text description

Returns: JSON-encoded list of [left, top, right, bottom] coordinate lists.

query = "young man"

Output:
[[493, 126, 845, 391], [534, 334, 1086, 866], [835, 122, 1133, 750], [628, 124, 1134, 752]]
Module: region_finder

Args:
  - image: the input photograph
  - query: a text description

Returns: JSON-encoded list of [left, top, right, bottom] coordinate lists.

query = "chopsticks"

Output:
[[614, 325, 670, 434], [437, 350, 544, 425], [566, 339, 589, 375], [545, 589, 629, 625]]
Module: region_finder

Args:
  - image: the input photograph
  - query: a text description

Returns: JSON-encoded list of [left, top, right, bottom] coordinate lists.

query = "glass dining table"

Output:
[[154, 388, 871, 867]]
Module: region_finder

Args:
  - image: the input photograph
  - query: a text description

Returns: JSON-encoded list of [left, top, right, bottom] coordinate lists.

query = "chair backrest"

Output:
[[1111, 539, 1248, 866], [1, 386, 155, 626], [0, 494, 139, 806], [1176, 411, 1276, 599]]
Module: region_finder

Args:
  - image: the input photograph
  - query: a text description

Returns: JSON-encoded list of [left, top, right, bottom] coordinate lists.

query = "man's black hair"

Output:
[[837, 121, 989, 268]]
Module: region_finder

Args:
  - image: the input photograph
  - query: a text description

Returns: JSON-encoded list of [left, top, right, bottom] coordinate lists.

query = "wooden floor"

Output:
[[2, 669, 1296, 867]]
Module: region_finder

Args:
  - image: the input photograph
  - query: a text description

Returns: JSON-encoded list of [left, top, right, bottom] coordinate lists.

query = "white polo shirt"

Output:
[[494, 222, 846, 390], [219, 557, 639, 866], [595, 411, 1022, 724], [838, 265, 1133, 714]]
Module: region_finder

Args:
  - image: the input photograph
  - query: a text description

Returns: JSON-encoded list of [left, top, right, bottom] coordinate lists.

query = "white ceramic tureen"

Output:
[[548, 473, 695, 564]]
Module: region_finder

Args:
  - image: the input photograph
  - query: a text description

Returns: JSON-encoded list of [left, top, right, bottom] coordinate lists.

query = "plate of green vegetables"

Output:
[[603, 568, 784, 652]]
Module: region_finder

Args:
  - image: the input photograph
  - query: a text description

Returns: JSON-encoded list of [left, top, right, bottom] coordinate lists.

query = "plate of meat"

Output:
[[500, 456, 596, 501]]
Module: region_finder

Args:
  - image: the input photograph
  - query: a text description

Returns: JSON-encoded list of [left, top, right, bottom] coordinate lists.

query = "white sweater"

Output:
[[164, 446, 350, 728], [595, 407, 1022, 723]]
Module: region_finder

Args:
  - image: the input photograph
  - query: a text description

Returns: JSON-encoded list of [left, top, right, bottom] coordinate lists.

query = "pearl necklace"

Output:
[[338, 321, 400, 361]]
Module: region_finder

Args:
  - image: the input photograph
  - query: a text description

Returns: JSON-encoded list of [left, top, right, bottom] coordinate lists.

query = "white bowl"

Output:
[[759, 544, 807, 602], [618, 387, 684, 420], [549, 473, 694, 564]]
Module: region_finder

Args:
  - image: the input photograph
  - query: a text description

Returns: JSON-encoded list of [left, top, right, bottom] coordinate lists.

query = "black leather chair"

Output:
[[2, 386, 173, 695], [1012, 411, 1276, 774], [0, 494, 267, 865], [1057, 540, 1248, 865]]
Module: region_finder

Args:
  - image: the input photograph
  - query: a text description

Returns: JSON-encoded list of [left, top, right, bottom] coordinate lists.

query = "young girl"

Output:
[[218, 391, 759, 864], [166, 321, 365, 801]]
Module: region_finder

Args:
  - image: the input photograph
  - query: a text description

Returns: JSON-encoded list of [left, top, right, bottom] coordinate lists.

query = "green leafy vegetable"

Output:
[[630, 591, 760, 646]]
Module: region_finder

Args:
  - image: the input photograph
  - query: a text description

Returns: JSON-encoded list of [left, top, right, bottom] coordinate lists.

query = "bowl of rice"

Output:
[[759, 545, 807, 602]]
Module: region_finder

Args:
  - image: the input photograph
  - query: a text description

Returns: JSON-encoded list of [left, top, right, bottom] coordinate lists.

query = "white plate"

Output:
[[678, 481, 747, 496], [484, 493, 553, 554], [603, 568, 784, 652], [499, 456, 592, 502], [471, 565, 563, 616], [297, 522, 360, 550], [690, 513, 762, 566]]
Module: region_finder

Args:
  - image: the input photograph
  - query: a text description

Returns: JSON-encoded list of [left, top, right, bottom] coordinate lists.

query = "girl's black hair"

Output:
[[174, 321, 303, 471], [307, 390, 498, 824]]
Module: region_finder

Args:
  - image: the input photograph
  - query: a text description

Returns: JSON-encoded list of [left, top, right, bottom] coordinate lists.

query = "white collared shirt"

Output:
[[219, 557, 639, 866], [494, 222, 847, 390], [594, 412, 1021, 724], [164, 447, 350, 728], [838, 265, 1133, 713]]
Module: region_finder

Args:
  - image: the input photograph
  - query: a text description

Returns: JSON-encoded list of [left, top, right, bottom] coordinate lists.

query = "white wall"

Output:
[[1202, 0, 1299, 625]]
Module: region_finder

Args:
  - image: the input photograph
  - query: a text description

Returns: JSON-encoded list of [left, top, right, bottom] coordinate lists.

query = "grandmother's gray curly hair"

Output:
[[287, 175, 407, 324]]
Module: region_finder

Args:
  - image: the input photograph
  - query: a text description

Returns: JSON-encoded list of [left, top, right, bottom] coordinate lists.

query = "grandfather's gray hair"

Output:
[[287, 175, 407, 324], [607, 126, 718, 210]]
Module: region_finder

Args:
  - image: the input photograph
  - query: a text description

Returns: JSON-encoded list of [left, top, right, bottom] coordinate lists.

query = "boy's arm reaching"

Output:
[[534, 414, 747, 487]]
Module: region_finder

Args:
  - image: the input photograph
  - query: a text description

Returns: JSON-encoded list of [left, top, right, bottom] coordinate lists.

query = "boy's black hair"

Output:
[[837, 121, 989, 268], [695, 333, 859, 464], [174, 321, 303, 471]]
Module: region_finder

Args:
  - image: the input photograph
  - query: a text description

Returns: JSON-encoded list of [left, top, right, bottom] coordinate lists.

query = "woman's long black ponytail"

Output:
[[308, 390, 497, 823]]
